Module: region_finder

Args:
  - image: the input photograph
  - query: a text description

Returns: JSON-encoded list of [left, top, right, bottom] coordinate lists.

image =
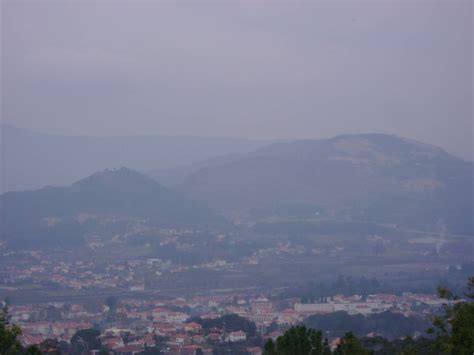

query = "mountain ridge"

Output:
[[0, 124, 268, 193], [178, 133, 474, 234], [0, 167, 226, 247]]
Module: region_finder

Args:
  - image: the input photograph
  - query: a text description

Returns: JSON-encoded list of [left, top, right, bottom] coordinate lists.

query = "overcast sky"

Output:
[[1, 0, 472, 159]]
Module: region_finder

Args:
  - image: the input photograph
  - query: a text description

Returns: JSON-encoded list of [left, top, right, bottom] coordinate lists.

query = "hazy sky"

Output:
[[1, 0, 472, 159]]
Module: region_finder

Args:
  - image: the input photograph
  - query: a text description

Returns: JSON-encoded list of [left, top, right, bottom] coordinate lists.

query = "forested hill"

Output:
[[0, 168, 226, 247], [179, 134, 474, 235]]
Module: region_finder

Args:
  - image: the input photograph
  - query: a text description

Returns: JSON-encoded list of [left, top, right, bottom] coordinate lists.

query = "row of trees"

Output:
[[191, 314, 257, 337], [304, 310, 429, 340], [284, 276, 389, 303], [265, 277, 474, 354]]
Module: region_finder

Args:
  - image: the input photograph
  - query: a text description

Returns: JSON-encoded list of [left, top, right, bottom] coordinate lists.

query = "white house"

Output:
[[227, 330, 246, 342]]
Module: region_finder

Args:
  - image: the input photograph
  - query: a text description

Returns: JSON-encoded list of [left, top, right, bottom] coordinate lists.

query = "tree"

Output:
[[105, 295, 118, 310], [333, 332, 369, 355], [264, 338, 276, 355], [264, 326, 330, 355], [105, 295, 119, 322], [70, 328, 102, 353], [193, 314, 257, 337], [0, 305, 23, 354], [142, 346, 164, 355], [38, 338, 63, 354], [266, 321, 279, 334], [0, 305, 42, 354], [142, 335, 168, 354], [45, 306, 62, 321], [428, 276, 474, 354], [24, 346, 42, 354]]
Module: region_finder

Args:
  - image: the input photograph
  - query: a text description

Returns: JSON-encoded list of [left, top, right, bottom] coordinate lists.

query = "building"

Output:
[[294, 303, 335, 313], [227, 330, 246, 342], [184, 322, 202, 333], [247, 347, 262, 355]]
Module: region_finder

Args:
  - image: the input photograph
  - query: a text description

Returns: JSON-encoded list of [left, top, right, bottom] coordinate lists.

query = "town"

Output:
[[6, 287, 455, 354], [2, 224, 471, 353]]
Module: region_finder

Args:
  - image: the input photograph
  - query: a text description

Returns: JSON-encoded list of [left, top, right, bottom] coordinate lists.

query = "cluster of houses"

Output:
[[97, 321, 251, 354], [11, 297, 258, 354], [7, 290, 453, 354], [294, 292, 452, 317]]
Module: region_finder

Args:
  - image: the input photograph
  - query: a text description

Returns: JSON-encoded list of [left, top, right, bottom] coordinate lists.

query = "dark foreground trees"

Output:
[[428, 276, 474, 353], [70, 328, 103, 354], [0, 305, 40, 354], [0, 305, 23, 354], [264, 326, 331, 355]]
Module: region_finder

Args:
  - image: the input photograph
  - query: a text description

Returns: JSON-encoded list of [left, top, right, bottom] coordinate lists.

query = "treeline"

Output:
[[304, 311, 429, 340], [284, 276, 388, 302], [191, 314, 257, 337], [253, 221, 392, 237], [283, 272, 474, 302], [264, 327, 443, 355]]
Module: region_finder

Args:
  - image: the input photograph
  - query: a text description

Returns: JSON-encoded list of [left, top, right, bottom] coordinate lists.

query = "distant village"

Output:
[[6, 290, 453, 354]]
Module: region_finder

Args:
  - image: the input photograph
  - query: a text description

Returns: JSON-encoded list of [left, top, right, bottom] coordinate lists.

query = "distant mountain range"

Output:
[[178, 134, 474, 235], [0, 168, 225, 247], [1, 132, 472, 247], [0, 124, 267, 193]]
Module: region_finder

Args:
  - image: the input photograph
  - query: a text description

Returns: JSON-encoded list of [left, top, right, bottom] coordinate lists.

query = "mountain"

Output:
[[146, 153, 245, 188], [0, 124, 267, 193], [178, 134, 474, 235], [0, 168, 226, 247]]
